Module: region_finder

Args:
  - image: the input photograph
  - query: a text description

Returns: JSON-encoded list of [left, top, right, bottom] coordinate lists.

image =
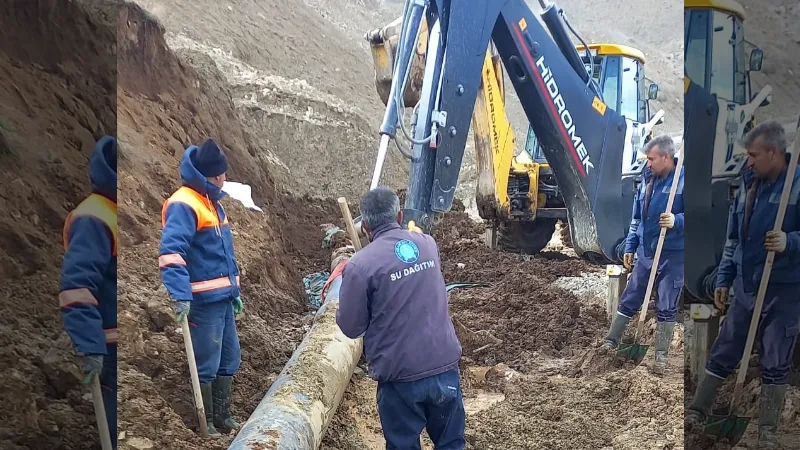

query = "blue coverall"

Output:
[[159, 145, 242, 384], [60, 136, 118, 447], [707, 162, 800, 385], [618, 162, 684, 322]]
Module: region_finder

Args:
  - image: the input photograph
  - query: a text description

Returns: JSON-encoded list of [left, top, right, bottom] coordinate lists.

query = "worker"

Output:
[[600, 134, 684, 375], [159, 138, 244, 436], [59, 136, 118, 448], [686, 121, 800, 448], [337, 187, 465, 449]]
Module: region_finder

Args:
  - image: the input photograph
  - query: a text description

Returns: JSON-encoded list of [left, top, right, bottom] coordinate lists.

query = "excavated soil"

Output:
[[322, 211, 685, 450], [0, 1, 117, 449]]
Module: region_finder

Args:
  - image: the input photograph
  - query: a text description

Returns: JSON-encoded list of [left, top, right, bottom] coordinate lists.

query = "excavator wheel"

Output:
[[558, 220, 572, 248], [496, 218, 558, 255]]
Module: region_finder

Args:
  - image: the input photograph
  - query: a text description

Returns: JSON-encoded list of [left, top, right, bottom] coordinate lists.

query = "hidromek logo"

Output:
[[535, 55, 595, 174]]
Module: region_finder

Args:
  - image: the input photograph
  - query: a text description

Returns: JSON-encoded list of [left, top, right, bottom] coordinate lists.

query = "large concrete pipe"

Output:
[[227, 251, 362, 450]]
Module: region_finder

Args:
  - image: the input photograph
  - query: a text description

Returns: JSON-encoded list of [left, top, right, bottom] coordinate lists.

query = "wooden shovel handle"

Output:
[[182, 319, 209, 438], [338, 197, 363, 252]]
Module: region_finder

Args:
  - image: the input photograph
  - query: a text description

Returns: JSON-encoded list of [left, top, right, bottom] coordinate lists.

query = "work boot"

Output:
[[212, 375, 241, 431], [200, 382, 221, 436], [599, 313, 631, 353], [685, 373, 725, 433], [758, 384, 788, 449], [652, 321, 675, 376]]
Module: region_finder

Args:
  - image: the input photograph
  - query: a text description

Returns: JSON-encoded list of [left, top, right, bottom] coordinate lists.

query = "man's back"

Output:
[[337, 222, 462, 383]]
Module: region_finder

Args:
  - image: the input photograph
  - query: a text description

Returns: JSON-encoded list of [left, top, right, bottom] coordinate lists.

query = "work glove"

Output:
[[173, 301, 191, 324], [659, 213, 675, 229], [80, 355, 104, 385], [714, 287, 730, 315], [765, 230, 787, 253], [408, 220, 423, 233], [233, 296, 244, 314], [623, 253, 634, 271]]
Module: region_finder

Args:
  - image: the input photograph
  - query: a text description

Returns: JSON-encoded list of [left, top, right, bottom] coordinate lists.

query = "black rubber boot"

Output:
[[652, 321, 675, 376], [600, 313, 631, 352], [686, 373, 725, 432], [200, 382, 221, 436], [758, 384, 788, 449], [212, 375, 242, 431]]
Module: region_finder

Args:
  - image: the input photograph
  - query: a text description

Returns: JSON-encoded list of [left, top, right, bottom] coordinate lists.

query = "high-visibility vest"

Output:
[[61, 193, 117, 344]]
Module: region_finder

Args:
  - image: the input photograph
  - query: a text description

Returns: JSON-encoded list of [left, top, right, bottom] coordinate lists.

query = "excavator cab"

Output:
[[683, 0, 771, 304], [517, 44, 664, 250]]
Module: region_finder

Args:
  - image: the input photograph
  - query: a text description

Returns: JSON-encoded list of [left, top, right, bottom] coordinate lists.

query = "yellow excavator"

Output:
[[683, 0, 772, 302], [365, 17, 665, 255]]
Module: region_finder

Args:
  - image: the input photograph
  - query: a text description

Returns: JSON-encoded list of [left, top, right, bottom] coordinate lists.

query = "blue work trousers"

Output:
[[706, 277, 800, 385], [376, 368, 466, 450], [188, 299, 241, 384], [101, 343, 117, 449], [618, 248, 683, 322]]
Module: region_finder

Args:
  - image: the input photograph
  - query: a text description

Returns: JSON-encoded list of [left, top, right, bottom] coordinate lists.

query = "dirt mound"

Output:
[[427, 211, 609, 371], [462, 362, 683, 450], [0, 0, 117, 448], [116, 3, 347, 448]]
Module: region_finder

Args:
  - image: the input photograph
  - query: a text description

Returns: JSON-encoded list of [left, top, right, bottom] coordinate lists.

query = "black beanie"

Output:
[[193, 138, 228, 177]]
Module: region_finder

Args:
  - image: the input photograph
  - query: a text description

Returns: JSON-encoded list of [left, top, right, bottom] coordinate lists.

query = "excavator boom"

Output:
[[374, 0, 632, 262]]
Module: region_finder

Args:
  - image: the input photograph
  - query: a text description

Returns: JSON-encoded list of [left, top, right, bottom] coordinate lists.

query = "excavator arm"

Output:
[[369, 0, 631, 262]]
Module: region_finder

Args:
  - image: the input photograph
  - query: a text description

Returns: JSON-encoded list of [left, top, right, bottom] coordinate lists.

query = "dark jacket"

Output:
[[60, 136, 118, 355], [159, 145, 241, 304], [717, 156, 800, 293], [625, 161, 685, 256], [336, 222, 462, 383]]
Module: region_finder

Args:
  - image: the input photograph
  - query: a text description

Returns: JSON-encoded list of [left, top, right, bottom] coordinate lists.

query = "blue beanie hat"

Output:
[[193, 138, 228, 177]]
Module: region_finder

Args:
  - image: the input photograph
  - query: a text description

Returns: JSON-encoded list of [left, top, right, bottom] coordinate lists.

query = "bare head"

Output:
[[643, 135, 676, 177], [359, 187, 402, 237], [743, 120, 788, 180]]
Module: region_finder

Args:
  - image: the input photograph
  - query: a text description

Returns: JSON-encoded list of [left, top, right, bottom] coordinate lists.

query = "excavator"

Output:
[[361, 0, 665, 264], [367, 17, 665, 255], [682, 0, 773, 378], [683, 0, 771, 303]]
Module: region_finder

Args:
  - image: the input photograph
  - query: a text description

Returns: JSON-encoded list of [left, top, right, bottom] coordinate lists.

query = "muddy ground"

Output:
[[0, 1, 118, 449]]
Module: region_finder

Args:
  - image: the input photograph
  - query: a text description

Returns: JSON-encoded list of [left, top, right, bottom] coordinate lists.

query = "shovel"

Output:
[[182, 319, 210, 438], [704, 122, 800, 445], [91, 376, 114, 450], [617, 140, 685, 364]]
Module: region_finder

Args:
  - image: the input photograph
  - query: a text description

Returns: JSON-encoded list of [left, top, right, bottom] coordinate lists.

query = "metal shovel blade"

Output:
[[703, 413, 750, 446], [615, 343, 648, 365]]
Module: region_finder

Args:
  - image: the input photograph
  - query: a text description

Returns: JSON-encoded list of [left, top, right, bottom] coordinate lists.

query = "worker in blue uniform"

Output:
[[686, 121, 800, 449], [159, 138, 244, 436], [60, 135, 118, 448], [600, 134, 684, 375]]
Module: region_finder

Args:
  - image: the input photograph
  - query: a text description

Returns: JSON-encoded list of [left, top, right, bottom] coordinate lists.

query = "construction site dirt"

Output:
[[1, 1, 686, 449], [113, 0, 685, 444]]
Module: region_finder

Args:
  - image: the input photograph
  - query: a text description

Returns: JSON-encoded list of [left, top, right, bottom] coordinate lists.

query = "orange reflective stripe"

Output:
[[191, 276, 232, 293], [159, 253, 187, 267], [63, 194, 118, 256], [162, 186, 229, 230], [59, 288, 99, 308], [105, 328, 118, 343]]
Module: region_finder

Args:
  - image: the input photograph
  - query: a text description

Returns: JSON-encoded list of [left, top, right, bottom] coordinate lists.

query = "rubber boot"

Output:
[[758, 384, 788, 449], [200, 382, 221, 436], [600, 313, 631, 352], [652, 321, 675, 376], [212, 375, 241, 431], [685, 373, 725, 432]]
